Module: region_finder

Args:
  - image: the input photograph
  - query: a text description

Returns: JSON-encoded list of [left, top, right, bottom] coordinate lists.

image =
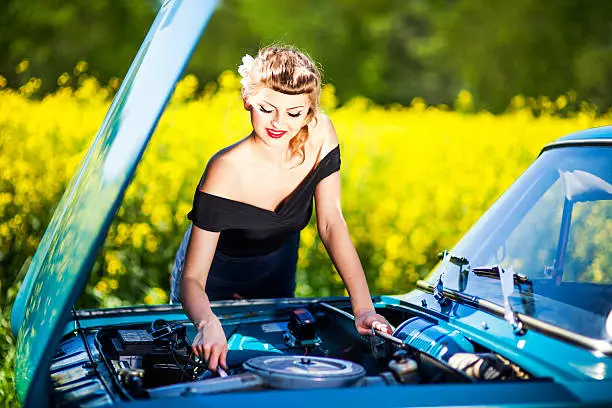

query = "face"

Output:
[[245, 88, 311, 145]]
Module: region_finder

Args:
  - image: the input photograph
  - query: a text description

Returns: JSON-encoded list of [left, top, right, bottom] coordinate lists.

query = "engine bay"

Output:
[[50, 301, 534, 404]]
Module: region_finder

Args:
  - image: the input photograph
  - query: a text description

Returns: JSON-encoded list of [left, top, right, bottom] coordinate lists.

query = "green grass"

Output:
[[0, 310, 19, 407]]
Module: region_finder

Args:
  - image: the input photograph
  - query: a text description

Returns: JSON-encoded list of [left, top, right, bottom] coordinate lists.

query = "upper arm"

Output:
[[314, 114, 343, 233], [182, 151, 236, 286], [181, 225, 220, 286], [314, 171, 342, 234]]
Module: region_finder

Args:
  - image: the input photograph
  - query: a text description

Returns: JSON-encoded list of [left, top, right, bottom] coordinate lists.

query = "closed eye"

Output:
[[259, 106, 273, 114], [288, 112, 302, 118]]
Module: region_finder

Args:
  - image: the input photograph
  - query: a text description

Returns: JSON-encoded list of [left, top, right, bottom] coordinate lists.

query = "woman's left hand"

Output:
[[354, 309, 394, 336]]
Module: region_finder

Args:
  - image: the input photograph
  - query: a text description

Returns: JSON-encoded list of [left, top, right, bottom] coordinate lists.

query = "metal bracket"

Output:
[[433, 250, 452, 306]]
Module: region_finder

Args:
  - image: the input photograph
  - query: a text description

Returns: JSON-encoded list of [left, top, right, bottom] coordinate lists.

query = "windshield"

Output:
[[433, 145, 612, 341]]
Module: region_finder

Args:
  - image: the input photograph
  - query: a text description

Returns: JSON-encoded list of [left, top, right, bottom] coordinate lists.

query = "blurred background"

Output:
[[1, 1, 612, 405], [2, 0, 612, 111]]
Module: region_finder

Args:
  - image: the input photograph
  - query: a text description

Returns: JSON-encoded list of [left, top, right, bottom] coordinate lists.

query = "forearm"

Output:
[[180, 275, 216, 328], [319, 220, 375, 315]]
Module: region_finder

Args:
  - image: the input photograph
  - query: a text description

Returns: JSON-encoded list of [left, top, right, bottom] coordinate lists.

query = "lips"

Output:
[[266, 128, 287, 139]]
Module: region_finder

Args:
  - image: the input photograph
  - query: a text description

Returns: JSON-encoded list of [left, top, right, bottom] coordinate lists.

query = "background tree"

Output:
[[432, 0, 612, 112], [1, 0, 611, 112]]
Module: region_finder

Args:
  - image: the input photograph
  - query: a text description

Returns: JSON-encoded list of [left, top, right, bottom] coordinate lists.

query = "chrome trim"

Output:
[[540, 138, 612, 155]]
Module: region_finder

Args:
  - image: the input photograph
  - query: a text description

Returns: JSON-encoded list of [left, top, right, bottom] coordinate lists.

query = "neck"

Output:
[[249, 132, 294, 168]]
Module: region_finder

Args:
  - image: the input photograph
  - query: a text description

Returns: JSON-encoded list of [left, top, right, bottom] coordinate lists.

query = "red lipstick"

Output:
[[266, 128, 287, 139]]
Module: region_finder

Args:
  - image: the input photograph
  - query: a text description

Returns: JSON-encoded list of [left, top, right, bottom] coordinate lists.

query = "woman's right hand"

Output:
[[191, 314, 228, 372]]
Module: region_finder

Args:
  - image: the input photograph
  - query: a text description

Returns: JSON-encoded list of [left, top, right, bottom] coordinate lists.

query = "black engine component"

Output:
[[288, 309, 317, 340], [284, 308, 322, 348], [117, 330, 155, 354]]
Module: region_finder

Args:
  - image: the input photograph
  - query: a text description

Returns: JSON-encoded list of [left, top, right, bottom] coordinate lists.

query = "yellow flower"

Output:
[[74, 61, 89, 75], [57, 72, 72, 87], [144, 287, 168, 305], [15, 59, 29, 74], [95, 280, 109, 294]]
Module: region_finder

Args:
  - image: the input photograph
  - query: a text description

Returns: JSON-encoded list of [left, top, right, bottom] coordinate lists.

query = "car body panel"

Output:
[[10, 1, 217, 405], [117, 381, 583, 407]]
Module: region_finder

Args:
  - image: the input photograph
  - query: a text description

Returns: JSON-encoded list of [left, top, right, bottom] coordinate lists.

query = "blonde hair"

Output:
[[241, 46, 322, 163]]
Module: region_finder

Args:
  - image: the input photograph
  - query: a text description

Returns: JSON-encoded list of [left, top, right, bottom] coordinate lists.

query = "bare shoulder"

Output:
[[198, 145, 243, 196], [310, 113, 339, 155]]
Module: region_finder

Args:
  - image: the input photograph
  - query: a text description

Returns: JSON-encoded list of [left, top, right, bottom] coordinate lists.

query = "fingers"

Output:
[[355, 311, 394, 335], [203, 343, 212, 363], [191, 343, 212, 361], [208, 346, 221, 372], [192, 332, 203, 357], [356, 321, 391, 336], [372, 320, 392, 334], [220, 346, 228, 370], [192, 342, 206, 359], [206, 344, 229, 372], [191, 342, 228, 372], [210, 344, 229, 371]]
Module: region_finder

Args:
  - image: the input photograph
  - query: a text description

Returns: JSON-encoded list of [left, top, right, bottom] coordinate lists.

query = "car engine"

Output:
[[50, 301, 532, 404]]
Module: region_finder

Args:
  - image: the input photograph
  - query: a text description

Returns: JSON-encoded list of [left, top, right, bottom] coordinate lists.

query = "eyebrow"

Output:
[[261, 100, 304, 110]]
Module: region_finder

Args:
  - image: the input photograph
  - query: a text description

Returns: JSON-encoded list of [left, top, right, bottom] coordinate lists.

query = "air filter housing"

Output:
[[393, 317, 474, 361], [243, 356, 365, 389]]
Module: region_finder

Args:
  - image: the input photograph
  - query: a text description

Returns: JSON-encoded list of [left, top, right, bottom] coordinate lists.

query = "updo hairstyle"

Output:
[[241, 46, 322, 163]]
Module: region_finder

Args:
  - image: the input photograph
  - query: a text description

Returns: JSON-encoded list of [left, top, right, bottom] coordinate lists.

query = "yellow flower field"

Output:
[[1, 69, 611, 407], [1, 71, 611, 308]]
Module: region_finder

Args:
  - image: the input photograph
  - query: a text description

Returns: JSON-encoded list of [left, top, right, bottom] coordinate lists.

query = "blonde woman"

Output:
[[171, 46, 392, 372]]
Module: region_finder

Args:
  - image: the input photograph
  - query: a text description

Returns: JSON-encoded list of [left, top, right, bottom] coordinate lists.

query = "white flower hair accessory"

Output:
[[237, 54, 255, 92]]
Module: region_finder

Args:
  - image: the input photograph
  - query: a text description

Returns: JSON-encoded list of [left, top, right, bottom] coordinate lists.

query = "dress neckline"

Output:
[[198, 144, 339, 215]]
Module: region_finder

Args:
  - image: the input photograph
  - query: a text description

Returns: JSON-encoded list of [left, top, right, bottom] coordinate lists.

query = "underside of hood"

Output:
[[10, 1, 217, 406]]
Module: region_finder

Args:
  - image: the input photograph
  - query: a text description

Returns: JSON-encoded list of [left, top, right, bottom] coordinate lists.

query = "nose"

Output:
[[272, 112, 283, 129]]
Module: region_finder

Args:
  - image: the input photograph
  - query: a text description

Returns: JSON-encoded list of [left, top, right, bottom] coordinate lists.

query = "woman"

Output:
[[171, 46, 392, 372]]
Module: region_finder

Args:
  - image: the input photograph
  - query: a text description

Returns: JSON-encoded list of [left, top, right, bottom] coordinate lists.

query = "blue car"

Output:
[[9, 0, 612, 407]]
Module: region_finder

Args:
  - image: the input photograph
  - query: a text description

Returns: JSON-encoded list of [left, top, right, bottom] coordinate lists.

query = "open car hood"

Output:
[[9, 0, 217, 404]]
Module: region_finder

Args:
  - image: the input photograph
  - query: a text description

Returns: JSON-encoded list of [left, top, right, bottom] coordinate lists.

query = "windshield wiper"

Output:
[[472, 266, 531, 285], [472, 265, 527, 335]]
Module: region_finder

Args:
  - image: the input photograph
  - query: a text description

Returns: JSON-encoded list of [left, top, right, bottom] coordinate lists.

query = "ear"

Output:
[[241, 87, 251, 111]]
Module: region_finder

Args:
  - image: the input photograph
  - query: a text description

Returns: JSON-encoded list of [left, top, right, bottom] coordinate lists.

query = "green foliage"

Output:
[[0, 0, 157, 97], [2, 0, 612, 112], [431, 0, 612, 112], [0, 284, 19, 407]]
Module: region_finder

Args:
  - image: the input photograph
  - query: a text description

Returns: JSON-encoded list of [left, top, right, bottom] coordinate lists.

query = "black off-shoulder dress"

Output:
[[170, 145, 341, 303]]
